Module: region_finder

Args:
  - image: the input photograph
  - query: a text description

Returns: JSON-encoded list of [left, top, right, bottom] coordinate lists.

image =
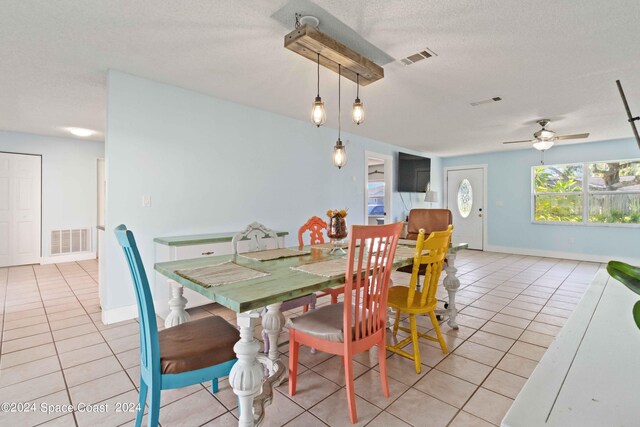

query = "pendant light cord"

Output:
[[356, 74, 360, 99], [317, 53, 320, 97], [338, 64, 341, 138]]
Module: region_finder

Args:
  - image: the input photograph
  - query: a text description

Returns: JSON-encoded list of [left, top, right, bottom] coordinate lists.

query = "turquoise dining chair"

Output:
[[115, 225, 239, 427]]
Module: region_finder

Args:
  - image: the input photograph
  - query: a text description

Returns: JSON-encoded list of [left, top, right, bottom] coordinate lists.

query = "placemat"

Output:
[[239, 248, 310, 261], [176, 262, 269, 288], [291, 258, 348, 278], [394, 246, 418, 258], [311, 242, 349, 250]]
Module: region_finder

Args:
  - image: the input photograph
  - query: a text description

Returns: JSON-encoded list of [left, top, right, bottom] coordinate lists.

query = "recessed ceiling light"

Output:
[[66, 127, 95, 137]]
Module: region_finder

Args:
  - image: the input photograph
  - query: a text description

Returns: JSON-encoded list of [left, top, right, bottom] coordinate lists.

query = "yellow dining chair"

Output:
[[386, 225, 453, 373]]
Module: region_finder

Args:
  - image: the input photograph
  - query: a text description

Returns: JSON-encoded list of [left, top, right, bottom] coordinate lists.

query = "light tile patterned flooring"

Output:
[[0, 252, 601, 426]]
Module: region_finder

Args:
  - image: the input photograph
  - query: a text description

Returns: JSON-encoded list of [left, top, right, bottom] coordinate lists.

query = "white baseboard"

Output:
[[101, 304, 139, 325], [40, 252, 97, 264], [484, 245, 640, 265]]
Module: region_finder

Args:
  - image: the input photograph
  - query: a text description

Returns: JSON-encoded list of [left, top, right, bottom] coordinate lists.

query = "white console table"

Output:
[[502, 269, 640, 427]]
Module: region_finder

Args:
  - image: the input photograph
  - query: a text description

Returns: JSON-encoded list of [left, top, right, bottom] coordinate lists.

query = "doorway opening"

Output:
[[364, 152, 393, 225]]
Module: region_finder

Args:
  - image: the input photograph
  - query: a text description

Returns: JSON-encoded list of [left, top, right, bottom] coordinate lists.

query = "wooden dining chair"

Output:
[[288, 222, 403, 424], [232, 221, 317, 354], [298, 216, 345, 304], [386, 226, 453, 374], [115, 225, 239, 427], [297, 215, 328, 248]]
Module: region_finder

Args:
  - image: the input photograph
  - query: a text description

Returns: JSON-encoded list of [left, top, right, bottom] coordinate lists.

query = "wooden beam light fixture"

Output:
[[285, 23, 384, 86]]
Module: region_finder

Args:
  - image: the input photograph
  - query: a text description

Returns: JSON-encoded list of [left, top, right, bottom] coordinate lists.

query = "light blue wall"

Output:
[[0, 131, 104, 256], [104, 71, 441, 313], [442, 138, 639, 262]]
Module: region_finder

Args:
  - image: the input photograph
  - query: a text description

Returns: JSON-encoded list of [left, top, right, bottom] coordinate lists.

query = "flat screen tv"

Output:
[[397, 152, 431, 192]]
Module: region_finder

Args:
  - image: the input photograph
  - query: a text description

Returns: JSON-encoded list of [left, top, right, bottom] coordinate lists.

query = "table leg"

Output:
[[443, 252, 461, 329], [164, 281, 190, 328], [230, 312, 263, 427], [261, 302, 285, 372]]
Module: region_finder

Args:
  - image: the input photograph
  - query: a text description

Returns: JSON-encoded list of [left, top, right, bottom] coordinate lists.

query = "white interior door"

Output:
[[447, 167, 485, 250], [0, 153, 41, 267]]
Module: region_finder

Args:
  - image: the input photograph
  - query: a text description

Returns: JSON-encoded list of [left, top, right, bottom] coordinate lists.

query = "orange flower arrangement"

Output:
[[326, 209, 348, 218]]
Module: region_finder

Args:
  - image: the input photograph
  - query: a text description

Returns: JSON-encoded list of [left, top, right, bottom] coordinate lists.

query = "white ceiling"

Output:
[[1, 0, 639, 156]]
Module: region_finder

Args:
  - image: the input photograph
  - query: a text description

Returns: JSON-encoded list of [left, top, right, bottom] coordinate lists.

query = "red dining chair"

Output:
[[288, 222, 403, 423], [297, 215, 328, 248], [299, 216, 345, 304]]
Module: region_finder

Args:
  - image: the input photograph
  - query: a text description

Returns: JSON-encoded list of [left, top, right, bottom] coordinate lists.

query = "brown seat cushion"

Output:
[[159, 315, 239, 375], [398, 208, 452, 274], [406, 209, 452, 240]]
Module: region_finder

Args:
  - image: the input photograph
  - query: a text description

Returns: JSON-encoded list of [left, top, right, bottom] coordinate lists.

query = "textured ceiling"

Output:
[[1, 0, 639, 156]]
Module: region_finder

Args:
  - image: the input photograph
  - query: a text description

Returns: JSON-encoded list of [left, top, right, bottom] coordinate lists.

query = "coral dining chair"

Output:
[[386, 226, 453, 374], [232, 222, 317, 354], [288, 222, 403, 423], [297, 215, 328, 248], [115, 225, 238, 427], [298, 216, 345, 304]]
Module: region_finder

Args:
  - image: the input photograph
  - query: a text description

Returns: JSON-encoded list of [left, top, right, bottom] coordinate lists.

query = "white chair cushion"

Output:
[[287, 303, 346, 342]]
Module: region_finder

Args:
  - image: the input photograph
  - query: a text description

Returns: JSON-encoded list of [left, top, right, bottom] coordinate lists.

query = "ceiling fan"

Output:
[[502, 119, 590, 151]]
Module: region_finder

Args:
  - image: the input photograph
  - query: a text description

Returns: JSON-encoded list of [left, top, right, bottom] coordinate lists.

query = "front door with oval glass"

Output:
[[446, 167, 484, 250]]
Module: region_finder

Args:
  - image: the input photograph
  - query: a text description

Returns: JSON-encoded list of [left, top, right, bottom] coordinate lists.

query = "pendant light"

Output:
[[351, 73, 365, 125], [311, 53, 326, 127], [333, 64, 347, 169]]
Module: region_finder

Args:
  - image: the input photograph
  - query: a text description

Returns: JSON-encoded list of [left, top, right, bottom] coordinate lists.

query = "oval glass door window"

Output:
[[457, 179, 473, 218]]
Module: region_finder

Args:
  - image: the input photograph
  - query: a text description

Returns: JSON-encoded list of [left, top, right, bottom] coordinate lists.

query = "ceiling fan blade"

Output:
[[502, 140, 534, 144], [555, 133, 590, 140]]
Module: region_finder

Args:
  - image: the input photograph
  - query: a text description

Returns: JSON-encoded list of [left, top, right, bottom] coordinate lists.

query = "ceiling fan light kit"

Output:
[[533, 140, 554, 151], [502, 119, 590, 152]]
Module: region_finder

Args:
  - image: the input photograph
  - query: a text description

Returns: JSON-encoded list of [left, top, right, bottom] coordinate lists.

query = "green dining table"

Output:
[[154, 241, 466, 427]]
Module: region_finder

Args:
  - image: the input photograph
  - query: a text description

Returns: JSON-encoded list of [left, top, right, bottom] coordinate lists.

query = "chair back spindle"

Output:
[[231, 221, 279, 254], [114, 225, 160, 374], [298, 216, 328, 248], [407, 226, 453, 308], [343, 222, 403, 343]]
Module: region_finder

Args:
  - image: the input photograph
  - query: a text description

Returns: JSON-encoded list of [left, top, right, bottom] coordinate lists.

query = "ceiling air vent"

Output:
[[470, 97, 502, 107], [399, 48, 437, 66]]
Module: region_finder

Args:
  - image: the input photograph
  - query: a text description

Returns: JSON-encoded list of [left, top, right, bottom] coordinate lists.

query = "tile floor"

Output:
[[0, 252, 601, 426]]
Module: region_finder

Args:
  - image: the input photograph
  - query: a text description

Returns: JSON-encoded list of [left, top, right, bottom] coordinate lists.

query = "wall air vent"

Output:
[[470, 97, 502, 107], [399, 48, 437, 66], [50, 228, 91, 255]]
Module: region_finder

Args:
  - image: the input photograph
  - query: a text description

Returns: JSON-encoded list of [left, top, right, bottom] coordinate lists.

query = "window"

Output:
[[533, 160, 640, 225], [457, 179, 473, 218]]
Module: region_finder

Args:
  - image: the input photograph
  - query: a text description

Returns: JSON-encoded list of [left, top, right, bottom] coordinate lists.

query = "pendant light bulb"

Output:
[[333, 139, 347, 169], [311, 53, 326, 127], [311, 97, 326, 127], [351, 74, 365, 125]]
